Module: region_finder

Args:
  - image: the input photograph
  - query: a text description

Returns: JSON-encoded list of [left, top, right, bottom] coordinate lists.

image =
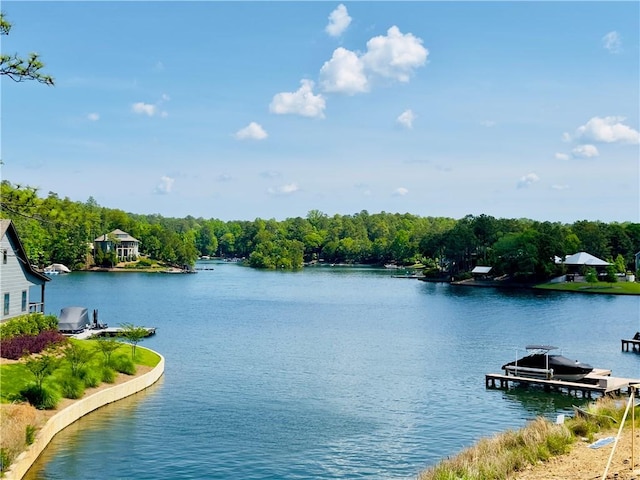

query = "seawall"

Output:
[[3, 351, 165, 480]]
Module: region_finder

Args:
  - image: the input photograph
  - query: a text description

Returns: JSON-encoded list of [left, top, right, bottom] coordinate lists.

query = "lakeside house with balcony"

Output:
[[0, 219, 49, 322], [94, 229, 140, 261]]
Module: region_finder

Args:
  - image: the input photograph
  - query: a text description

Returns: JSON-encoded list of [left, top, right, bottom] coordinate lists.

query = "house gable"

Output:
[[0, 219, 49, 321]]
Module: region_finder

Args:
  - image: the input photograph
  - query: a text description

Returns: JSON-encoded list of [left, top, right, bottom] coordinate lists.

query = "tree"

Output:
[[119, 323, 148, 359], [1, 13, 54, 85], [94, 337, 121, 367], [585, 268, 598, 285], [63, 341, 94, 377], [24, 353, 58, 390]]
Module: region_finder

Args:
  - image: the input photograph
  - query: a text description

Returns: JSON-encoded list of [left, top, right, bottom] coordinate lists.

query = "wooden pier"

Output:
[[621, 338, 640, 352], [485, 368, 639, 398], [69, 326, 156, 340]]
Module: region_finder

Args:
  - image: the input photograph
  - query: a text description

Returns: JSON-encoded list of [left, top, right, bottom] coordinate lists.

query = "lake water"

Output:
[[24, 261, 640, 479]]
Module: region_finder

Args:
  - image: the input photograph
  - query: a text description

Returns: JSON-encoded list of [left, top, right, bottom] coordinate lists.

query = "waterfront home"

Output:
[[0, 219, 49, 322], [94, 229, 140, 261]]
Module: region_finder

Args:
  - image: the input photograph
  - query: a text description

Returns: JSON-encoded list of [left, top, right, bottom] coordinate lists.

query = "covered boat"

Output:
[[501, 345, 593, 381], [58, 306, 90, 334]]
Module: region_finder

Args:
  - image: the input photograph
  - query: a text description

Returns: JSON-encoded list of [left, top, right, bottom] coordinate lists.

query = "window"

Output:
[[21, 291, 27, 312], [3, 293, 9, 315], [2, 249, 7, 264]]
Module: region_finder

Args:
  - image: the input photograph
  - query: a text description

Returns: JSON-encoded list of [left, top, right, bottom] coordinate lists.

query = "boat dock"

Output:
[[485, 368, 640, 398], [68, 326, 157, 340], [621, 338, 640, 352]]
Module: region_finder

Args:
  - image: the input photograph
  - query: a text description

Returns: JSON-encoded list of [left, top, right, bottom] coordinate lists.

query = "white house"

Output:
[[94, 229, 140, 261], [0, 219, 49, 322]]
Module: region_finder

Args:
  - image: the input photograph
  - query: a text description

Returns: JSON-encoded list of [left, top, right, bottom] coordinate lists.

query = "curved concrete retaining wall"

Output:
[[4, 351, 165, 480]]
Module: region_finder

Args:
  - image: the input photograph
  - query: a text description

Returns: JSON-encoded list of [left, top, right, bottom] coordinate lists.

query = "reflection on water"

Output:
[[24, 378, 164, 480]]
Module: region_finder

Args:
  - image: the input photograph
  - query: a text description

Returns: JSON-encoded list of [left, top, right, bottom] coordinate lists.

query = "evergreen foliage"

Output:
[[1, 182, 638, 279]]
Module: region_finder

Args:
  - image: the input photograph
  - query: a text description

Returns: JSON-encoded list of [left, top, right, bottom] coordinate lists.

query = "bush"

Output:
[[78, 367, 101, 388], [0, 448, 10, 473], [112, 354, 136, 375], [101, 367, 116, 383], [0, 313, 58, 340], [25, 425, 36, 445], [58, 376, 86, 399], [19, 383, 60, 410], [0, 330, 67, 359]]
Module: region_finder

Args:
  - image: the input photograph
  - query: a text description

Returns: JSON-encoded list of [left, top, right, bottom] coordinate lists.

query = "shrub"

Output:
[[0, 313, 58, 340], [25, 425, 36, 445], [0, 330, 67, 359], [112, 354, 136, 375], [58, 376, 86, 399], [0, 448, 10, 473], [19, 383, 60, 410], [101, 367, 116, 383], [78, 367, 101, 388]]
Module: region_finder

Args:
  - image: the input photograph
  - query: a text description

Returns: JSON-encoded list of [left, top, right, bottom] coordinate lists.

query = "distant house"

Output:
[[94, 229, 140, 261], [558, 251, 611, 267], [471, 266, 493, 280], [0, 219, 49, 322]]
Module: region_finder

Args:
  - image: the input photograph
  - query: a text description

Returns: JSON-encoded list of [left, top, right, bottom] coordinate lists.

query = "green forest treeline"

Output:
[[1, 181, 638, 280]]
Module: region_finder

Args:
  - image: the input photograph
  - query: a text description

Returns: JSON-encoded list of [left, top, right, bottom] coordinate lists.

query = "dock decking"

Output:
[[485, 368, 639, 398], [68, 326, 157, 340]]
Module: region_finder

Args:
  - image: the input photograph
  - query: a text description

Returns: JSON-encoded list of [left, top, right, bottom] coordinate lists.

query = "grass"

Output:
[[418, 396, 632, 480], [0, 338, 162, 473], [534, 281, 640, 295], [0, 339, 161, 403]]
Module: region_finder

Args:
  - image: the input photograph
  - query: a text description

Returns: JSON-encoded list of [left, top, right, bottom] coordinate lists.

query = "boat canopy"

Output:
[[525, 345, 558, 351], [58, 306, 89, 333]]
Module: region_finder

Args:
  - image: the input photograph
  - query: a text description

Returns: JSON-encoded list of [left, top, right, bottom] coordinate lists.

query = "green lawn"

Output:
[[0, 362, 30, 403], [0, 339, 161, 403], [534, 281, 640, 295]]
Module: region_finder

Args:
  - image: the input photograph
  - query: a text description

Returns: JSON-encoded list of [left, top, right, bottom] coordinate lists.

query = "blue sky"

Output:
[[2, 1, 639, 223]]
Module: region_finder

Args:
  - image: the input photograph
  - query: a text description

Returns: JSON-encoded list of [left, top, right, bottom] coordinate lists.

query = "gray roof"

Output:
[[472, 266, 493, 274], [560, 251, 610, 266], [94, 229, 139, 243]]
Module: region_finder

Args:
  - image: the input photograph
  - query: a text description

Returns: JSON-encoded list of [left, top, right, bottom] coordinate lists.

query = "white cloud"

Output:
[[132, 102, 157, 116], [397, 109, 416, 129], [561, 132, 572, 143], [132, 94, 170, 117], [87, 113, 100, 121], [319, 47, 369, 94], [269, 80, 326, 118], [361, 26, 428, 83], [260, 170, 281, 179], [154, 176, 175, 194], [325, 4, 351, 37], [572, 144, 599, 158], [217, 174, 233, 182], [318, 26, 427, 95], [235, 122, 268, 140], [602, 31, 622, 54], [551, 184, 570, 191], [554, 153, 569, 161], [267, 183, 299, 195], [575, 116, 639, 144], [480, 120, 496, 127], [393, 187, 409, 196], [517, 173, 540, 189]]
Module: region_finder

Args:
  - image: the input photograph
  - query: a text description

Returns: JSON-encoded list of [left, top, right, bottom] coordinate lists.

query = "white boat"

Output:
[[44, 263, 71, 274]]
